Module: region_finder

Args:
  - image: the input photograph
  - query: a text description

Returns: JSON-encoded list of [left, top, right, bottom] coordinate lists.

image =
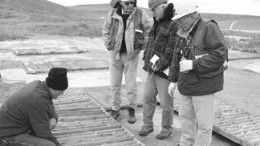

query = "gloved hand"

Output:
[[168, 82, 177, 97], [180, 60, 193, 73]]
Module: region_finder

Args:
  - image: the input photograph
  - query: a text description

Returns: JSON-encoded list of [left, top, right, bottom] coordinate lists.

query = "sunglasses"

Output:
[[123, 1, 135, 6]]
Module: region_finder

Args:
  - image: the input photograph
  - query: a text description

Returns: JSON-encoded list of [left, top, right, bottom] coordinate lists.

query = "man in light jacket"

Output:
[[103, 0, 152, 123]]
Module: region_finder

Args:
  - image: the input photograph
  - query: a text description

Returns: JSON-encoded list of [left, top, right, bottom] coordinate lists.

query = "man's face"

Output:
[[179, 14, 194, 31], [121, 0, 135, 13], [151, 4, 164, 21], [51, 90, 64, 99]]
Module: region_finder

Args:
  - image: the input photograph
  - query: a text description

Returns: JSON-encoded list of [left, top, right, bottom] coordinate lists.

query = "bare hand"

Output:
[[168, 83, 177, 97], [49, 118, 57, 130], [152, 64, 158, 71], [179, 60, 193, 73]]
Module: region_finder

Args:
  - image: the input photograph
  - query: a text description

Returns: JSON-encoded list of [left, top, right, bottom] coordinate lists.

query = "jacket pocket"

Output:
[[179, 71, 200, 87], [198, 66, 225, 78], [158, 27, 170, 36], [134, 29, 144, 50], [108, 39, 115, 51]]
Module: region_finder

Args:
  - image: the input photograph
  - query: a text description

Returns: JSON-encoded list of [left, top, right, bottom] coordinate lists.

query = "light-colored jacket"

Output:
[[102, 7, 152, 60]]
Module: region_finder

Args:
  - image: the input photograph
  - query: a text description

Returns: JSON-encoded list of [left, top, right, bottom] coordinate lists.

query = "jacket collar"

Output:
[[42, 81, 53, 101], [114, 6, 137, 19], [153, 3, 174, 24]]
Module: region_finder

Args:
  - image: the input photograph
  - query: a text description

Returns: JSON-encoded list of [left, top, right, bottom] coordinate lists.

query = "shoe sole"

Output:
[[112, 115, 119, 119], [128, 120, 136, 124], [138, 129, 154, 136], [155, 133, 172, 140], [127, 117, 136, 124], [111, 113, 119, 119]]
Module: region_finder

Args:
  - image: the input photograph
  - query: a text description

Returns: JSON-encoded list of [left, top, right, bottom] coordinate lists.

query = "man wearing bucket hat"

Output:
[[0, 67, 68, 146], [139, 0, 179, 140], [168, 0, 228, 145], [103, 0, 152, 124]]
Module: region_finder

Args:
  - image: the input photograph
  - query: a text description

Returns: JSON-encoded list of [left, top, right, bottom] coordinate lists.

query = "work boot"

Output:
[[138, 125, 154, 136], [110, 110, 119, 119], [156, 128, 172, 140], [127, 108, 136, 124]]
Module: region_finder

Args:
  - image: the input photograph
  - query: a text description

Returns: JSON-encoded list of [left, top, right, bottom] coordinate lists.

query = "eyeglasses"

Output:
[[123, 1, 135, 6]]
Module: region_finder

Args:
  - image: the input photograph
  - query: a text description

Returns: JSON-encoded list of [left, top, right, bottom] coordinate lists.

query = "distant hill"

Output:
[[0, 0, 109, 40], [0, 0, 97, 22], [71, 4, 260, 31], [0, 1, 259, 42], [201, 13, 260, 31], [70, 4, 111, 18]]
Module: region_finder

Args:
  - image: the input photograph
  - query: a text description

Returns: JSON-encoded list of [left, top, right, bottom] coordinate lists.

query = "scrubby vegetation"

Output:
[[0, 0, 107, 41], [0, 0, 260, 53], [224, 30, 260, 53]]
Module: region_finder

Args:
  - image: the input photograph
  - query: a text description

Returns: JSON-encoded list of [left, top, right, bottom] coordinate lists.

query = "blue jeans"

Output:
[[109, 52, 139, 111], [142, 72, 174, 129], [0, 133, 55, 146]]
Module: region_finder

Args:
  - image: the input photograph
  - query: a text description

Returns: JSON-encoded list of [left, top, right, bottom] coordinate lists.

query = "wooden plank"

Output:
[[53, 92, 144, 146], [23, 59, 109, 74], [174, 98, 260, 146]]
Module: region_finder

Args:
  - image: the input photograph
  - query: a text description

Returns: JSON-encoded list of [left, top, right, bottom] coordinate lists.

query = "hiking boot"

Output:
[[110, 110, 119, 119], [156, 128, 172, 140], [138, 125, 154, 136], [127, 108, 136, 124]]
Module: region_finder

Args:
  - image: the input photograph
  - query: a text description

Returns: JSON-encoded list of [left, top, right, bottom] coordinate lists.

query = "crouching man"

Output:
[[0, 67, 68, 146]]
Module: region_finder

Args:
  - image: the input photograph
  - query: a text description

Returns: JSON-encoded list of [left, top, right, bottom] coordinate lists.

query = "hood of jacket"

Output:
[[153, 3, 174, 23]]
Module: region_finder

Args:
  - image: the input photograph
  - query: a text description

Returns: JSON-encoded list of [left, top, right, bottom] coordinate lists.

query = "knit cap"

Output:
[[46, 67, 68, 90]]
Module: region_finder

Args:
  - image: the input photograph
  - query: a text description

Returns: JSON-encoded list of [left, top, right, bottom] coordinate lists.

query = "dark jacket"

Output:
[[143, 3, 179, 79], [168, 17, 228, 96], [0, 80, 60, 145]]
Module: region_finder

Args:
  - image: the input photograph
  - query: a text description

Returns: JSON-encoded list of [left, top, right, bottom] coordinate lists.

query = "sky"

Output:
[[47, 0, 260, 16]]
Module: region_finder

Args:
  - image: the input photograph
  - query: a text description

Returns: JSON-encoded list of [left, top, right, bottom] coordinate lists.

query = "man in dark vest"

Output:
[[103, 0, 152, 123], [0, 67, 68, 146]]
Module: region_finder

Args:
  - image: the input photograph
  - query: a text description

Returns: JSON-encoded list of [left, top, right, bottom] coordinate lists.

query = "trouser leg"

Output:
[[123, 54, 139, 109], [193, 94, 215, 146], [109, 54, 123, 111], [154, 75, 173, 129], [142, 72, 158, 127], [3, 133, 55, 146], [179, 94, 196, 146]]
